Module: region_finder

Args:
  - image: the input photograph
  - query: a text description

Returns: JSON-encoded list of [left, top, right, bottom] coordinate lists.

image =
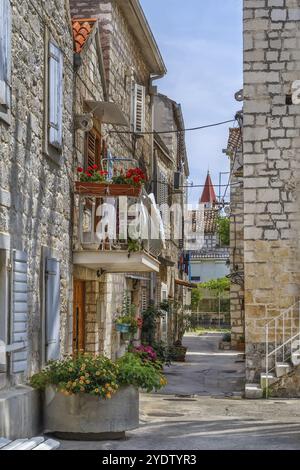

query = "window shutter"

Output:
[[140, 285, 149, 313], [0, 0, 11, 109], [45, 258, 60, 361], [11, 250, 28, 374], [85, 128, 101, 168], [133, 84, 145, 133], [48, 42, 63, 149]]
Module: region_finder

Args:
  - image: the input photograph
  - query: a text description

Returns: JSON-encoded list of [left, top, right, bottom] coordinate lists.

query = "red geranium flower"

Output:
[[133, 176, 140, 183], [77, 167, 83, 173], [92, 164, 98, 170], [100, 170, 108, 176], [85, 172, 92, 177]]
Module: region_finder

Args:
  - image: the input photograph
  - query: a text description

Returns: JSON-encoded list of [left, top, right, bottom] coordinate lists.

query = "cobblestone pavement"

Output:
[[60, 334, 300, 450]]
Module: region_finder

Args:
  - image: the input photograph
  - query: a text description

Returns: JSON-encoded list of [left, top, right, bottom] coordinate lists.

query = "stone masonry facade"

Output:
[[243, 0, 300, 382], [70, 0, 167, 357], [227, 131, 245, 348], [0, 0, 74, 438], [0, 0, 74, 381]]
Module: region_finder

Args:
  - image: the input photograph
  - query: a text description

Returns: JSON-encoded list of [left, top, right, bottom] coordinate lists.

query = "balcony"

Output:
[[73, 189, 163, 274]]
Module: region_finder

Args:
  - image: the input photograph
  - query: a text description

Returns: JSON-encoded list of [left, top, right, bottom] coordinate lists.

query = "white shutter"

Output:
[[48, 42, 63, 149], [45, 258, 60, 361], [134, 84, 145, 133], [0, 0, 11, 109], [11, 250, 28, 374], [157, 168, 169, 232], [140, 285, 149, 313]]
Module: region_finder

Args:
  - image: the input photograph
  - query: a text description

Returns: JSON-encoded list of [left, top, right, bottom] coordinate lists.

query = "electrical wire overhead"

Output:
[[109, 119, 235, 135]]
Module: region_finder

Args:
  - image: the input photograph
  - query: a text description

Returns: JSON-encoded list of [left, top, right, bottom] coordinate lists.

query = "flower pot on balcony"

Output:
[[43, 385, 139, 440], [116, 323, 130, 333], [75, 182, 142, 197]]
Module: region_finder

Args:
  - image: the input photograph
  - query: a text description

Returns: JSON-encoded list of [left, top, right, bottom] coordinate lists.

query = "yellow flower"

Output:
[[80, 376, 85, 381], [85, 373, 89, 378], [96, 371, 101, 376], [80, 387, 85, 392], [86, 380, 90, 384], [95, 388, 99, 393], [81, 364, 86, 371], [106, 393, 112, 399], [72, 382, 77, 387]]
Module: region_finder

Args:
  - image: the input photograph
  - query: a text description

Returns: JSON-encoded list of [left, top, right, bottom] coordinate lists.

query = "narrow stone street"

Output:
[[60, 334, 300, 450]]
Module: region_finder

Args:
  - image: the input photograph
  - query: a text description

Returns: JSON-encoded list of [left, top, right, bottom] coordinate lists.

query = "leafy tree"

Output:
[[191, 287, 203, 312], [201, 277, 230, 295], [217, 216, 230, 246]]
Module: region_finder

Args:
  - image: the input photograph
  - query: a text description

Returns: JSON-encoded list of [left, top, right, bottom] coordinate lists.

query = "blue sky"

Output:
[[140, 0, 243, 204]]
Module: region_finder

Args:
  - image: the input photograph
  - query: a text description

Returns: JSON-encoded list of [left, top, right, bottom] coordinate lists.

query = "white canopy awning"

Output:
[[85, 100, 129, 127]]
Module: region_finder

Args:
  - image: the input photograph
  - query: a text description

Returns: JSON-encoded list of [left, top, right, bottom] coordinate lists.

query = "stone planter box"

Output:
[[44, 385, 139, 440], [75, 181, 142, 197]]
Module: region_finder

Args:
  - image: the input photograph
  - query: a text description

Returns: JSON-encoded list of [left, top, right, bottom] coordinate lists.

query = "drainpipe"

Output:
[[95, 26, 109, 102]]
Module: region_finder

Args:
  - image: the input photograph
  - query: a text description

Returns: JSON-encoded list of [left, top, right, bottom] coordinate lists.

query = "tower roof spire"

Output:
[[199, 172, 217, 207]]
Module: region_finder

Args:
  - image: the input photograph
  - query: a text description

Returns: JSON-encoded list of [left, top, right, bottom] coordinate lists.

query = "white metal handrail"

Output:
[[265, 300, 300, 398]]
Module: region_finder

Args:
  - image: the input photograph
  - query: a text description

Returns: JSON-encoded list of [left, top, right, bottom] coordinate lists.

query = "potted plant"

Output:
[[75, 165, 146, 197], [115, 315, 138, 334], [170, 340, 188, 362], [30, 352, 167, 440], [237, 335, 245, 352], [171, 309, 191, 362]]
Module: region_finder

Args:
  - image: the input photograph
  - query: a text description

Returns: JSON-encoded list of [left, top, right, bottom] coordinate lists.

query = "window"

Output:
[[131, 83, 145, 133], [48, 41, 63, 150], [0, 0, 11, 120]]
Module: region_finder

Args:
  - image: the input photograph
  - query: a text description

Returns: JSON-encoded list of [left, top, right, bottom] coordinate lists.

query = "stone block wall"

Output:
[[0, 0, 74, 381], [243, 0, 300, 382], [230, 150, 245, 347], [70, 0, 154, 178]]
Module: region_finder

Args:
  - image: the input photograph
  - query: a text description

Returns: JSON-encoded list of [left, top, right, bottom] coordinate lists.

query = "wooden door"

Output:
[[73, 280, 85, 354]]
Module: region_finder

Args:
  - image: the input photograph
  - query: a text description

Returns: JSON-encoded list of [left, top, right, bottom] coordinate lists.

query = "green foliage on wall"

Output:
[[217, 216, 230, 246]]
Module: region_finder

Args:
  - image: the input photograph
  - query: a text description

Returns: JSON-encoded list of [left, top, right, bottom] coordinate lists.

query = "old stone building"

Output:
[[153, 93, 191, 344], [0, 0, 74, 437], [226, 127, 244, 348], [70, 0, 169, 359], [190, 174, 230, 284], [243, 0, 300, 396]]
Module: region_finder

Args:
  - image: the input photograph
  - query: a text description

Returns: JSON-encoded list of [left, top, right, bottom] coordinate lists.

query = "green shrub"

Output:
[[30, 352, 167, 398], [116, 353, 167, 392], [30, 354, 118, 399]]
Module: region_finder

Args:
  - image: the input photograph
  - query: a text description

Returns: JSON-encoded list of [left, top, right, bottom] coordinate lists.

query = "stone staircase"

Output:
[[245, 301, 300, 399], [0, 436, 60, 450]]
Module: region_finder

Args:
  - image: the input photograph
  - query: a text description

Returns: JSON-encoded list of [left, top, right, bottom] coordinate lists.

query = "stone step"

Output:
[[1, 439, 28, 450], [275, 362, 292, 377], [0, 438, 11, 449], [260, 373, 277, 388], [33, 439, 60, 451], [13, 436, 45, 450], [291, 352, 300, 367], [0, 436, 60, 450], [245, 384, 263, 399]]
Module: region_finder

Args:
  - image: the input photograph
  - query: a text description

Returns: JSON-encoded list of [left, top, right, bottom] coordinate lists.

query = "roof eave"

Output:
[[116, 0, 167, 76]]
